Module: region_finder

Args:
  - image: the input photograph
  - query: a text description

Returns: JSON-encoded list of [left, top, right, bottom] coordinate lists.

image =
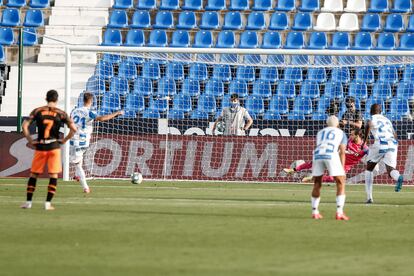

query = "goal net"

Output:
[[64, 46, 414, 184]]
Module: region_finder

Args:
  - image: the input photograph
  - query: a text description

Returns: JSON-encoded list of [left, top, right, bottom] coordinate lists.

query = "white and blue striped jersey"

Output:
[[369, 114, 397, 144], [313, 127, 347, 160], [70, 106, 98, 148]]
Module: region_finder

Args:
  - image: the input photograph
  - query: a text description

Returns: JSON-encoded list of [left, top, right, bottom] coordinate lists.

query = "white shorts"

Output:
[[367, 143, 398, 168], [69, 146, 87, 164], [312, 156, 345, 177]]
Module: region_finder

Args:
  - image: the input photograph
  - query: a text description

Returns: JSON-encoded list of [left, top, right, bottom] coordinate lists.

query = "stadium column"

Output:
[[17, 28, 24, 132]]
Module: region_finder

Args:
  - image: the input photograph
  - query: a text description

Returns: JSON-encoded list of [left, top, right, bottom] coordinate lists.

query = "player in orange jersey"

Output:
[[21, 90, 77, 210]]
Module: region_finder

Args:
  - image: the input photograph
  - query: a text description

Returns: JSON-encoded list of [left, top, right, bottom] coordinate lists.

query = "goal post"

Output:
[[64, 45, 414, 184]]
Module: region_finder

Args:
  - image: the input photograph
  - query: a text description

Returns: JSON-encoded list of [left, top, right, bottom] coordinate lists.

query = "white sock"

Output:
[[390, 170, 400, 181], [25, 201, 32, 207], [365, 170, 374, 201], [336, 194, 346, 214], [76, 163, 89, 189], [45, 201, 51, 208], [311, 197, 321, 215]]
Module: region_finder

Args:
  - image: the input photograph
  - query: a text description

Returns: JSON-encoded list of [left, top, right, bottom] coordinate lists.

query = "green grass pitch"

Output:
[[0, 178, 413, 276]]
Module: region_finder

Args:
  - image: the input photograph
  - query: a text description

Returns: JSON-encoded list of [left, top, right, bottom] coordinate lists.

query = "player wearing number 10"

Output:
[[21, 90, 77, 210], [70, 92, 123, 193], [311, 116, 349, 220]]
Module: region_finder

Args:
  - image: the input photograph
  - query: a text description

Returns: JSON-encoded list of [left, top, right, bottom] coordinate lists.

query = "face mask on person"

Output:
[[230, 101, 239, 108]]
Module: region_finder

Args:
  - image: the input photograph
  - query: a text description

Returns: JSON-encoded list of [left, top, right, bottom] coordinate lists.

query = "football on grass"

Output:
[[131, 172, 143, 184]]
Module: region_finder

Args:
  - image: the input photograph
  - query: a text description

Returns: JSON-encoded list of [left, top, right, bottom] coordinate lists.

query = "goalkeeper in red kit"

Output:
[[284, 128, 369, 182]]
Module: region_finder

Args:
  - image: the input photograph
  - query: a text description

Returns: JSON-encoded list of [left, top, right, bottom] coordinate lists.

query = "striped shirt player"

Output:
[[70, 92, 123, 193], [363, 104, 403, 204], [21, 90, 77, 210], [311, 116, 349, 221]]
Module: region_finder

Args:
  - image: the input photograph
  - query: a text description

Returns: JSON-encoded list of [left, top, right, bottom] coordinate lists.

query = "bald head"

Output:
[[326, 115, 339, 128], [370, 104, 381, 115]]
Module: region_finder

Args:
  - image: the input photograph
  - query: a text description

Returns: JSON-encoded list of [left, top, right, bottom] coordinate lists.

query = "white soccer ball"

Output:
[[216, 121, 226, 133], [131, 172, 143, 184]]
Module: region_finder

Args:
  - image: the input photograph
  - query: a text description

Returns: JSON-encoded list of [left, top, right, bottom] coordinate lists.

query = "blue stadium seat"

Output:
[[118, 61, 137, 80], [150, 98, 169, 114], [364, 97, 385, 118], [355, 66, 375, 84], [6, 0, 25, 7], [284, 32, 305, 48], [182, 78, 200, 97], [123, 94, 145, 118], [170, 30, 190, 47], [299, 0, 319, 11], [148, 30, 168, 47], [246, 95, 265, 116], [200, 11, 220, 30], [397, 81, 414, 101], [379, 66, 399, 84], [124, 29, 145, 46], [398, 33, 414, 50], [392, 0, 412, 13], [252, 80, 272, 99], [113, 0, 133, 9], [407, 15, 414, 32], [172, 94, 192, 113], [205, 0, 226, 11], [125, 56, 145, 65], [190, 110, 209, 119], [1, 8, 20, 27], [229, 0, 249, 10], [236, 66, 255, 82], [376, 33, 396, 50], [0, 27, 13, 45], [142, 109, 161, 119], [23, 9, 44, 27], [307, 68, 327, 83], [167, 110, 185, 119], [348, 81, 368, 100], [213, 64, 232, 82], [142, 62, 161, 80], [166, 62, 184, 81], [368, 0, 389, 12], [246, 12, 266, 30], [197, 94, 216, 113], [110, 77, 129, 96], [160, 0, 179, 10], [260, 67, 279, 83], [86, 75, 106, 95], [103, 53, 122, 64], [205, 79, 224, 98], [253, 0, 272, 11], [263, 112, 281, 120], [329, 32, 350, 49], [229, 80, 249, 99], [108, 10, 128, 28], [276, 80, 296, 99], [300, 80, 320, 99], [283, 67, 302, 82], [100, 92, 121, 114], [29, 0, 49, 8], [262, 31, 281, 48], [223, 12, 243, 30], [21, 27, 37, 46], [137, 0, 156, 9], [352, 32, 373, 50], [372, 81, 392, 100], [182, 0, 203, 10], [239, 31, 258, 48], [131, 10, 150, 28], [133, 77, 153, 97], [384, 14, 404, 32], [291, 12, 312, 31], [153, 11, 174, 29], [189, 63, 208, 81], [324, 82, 343, 100], [361, 13, 381, 32], [275, 0, 295, 11], [269, 12, 289, 30], [268, 95, 289, 115], [157, 78, 176, 98], [403, 65, 414, 82], [102, 29, 122, 46], [307, 32, 327, 49], [216, 31, 236, 48], [95, 60, 114, 78], [194, 30, 213, 47], [177, 11, 197, 29], [315, 96, 331, 114], [291, 96, 313, 115], [390, 98, 410, 117], [331, 68, 350, 84], [288, 112, 306, 120]]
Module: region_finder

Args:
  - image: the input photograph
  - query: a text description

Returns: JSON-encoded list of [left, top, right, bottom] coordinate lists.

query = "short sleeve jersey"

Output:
[[70, 106, 98, 148], [29, 106, 69, 151], [221, 106, 252, 136], [313, 127, 348, 160], [369, 114, 396, 144]]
